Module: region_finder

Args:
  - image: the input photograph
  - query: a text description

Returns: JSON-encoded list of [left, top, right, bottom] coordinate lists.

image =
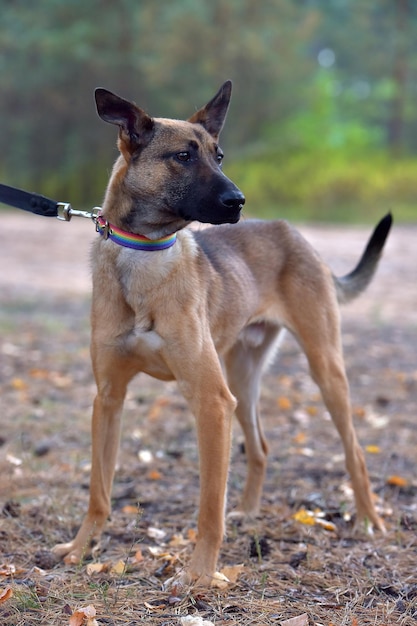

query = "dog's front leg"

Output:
[[53, 350, 134, 563], [188, 383, 236, 583], [164, 335, 237, 585]]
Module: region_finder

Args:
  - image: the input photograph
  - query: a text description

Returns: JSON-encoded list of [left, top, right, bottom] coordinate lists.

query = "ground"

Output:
[[0, 212, 416, 626]]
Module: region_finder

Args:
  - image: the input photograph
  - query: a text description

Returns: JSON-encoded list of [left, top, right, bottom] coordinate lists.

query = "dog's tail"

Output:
[[334, 213, 392, 304]]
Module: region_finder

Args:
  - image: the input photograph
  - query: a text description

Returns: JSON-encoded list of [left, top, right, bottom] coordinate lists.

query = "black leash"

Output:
[[0, 183, 60, 217], [0, 183, 99, 222]]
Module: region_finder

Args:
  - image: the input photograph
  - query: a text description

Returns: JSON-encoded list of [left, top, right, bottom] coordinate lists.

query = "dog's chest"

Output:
[[116, 246, 172, 282], [114, 247, 179, 319]]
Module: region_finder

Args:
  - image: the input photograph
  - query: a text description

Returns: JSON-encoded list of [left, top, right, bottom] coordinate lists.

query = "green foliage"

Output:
[[226, 149, 417, 223], [277, 72, 384, 153]]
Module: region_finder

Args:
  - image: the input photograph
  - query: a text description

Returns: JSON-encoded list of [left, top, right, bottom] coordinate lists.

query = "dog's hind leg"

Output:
[[225, 323, 282, 516], [290, 304, 384, 532]]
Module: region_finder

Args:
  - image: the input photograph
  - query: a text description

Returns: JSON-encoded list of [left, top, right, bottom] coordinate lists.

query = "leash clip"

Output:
[[57, 203, 102, 223], [56, 202, 73, 221]]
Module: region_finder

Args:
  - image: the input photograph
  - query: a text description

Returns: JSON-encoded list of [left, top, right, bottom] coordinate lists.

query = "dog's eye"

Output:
[[176, 151, 191, 162], [216, 152, 224, 165]]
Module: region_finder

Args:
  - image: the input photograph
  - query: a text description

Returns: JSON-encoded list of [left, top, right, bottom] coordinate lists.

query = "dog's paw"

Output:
[[163, 569, 209, 591], [164, 568, 224, 591], [163, 570, 191, 591], [227, 507, 259, 522], [353, 515, 386, 536], [226, 509, 246, 521], [52, 541, 84, 564]]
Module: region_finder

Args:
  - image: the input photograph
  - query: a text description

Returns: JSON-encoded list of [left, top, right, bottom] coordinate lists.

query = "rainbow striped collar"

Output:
[[96, 216, 177, 251]]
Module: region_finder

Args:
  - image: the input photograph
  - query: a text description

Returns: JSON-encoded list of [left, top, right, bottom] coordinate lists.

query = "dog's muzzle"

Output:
[[179, 185, 245, 225]]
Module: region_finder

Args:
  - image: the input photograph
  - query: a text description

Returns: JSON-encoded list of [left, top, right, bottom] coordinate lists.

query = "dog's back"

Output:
[[192, 215, 392, 337]]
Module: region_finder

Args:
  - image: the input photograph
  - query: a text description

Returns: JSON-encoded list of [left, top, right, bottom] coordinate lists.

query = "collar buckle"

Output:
[[96, 216, 111, 240]]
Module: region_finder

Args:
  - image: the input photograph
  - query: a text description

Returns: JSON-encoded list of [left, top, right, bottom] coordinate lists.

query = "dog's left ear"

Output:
[[188, 80, 232, 139], [95, 88, 154, 156]]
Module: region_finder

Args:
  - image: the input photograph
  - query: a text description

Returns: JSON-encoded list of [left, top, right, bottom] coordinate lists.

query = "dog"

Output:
[[53, 81, 391, 585]]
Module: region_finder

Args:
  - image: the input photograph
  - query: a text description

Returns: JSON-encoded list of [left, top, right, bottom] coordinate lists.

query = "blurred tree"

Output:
[[309, 0, 417, 154], [387, 0, 408, 152], [0, 0, 416, 210]]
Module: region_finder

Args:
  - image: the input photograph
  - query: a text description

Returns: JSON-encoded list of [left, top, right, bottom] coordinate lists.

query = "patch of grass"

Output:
[[11, 587, 42, 612]]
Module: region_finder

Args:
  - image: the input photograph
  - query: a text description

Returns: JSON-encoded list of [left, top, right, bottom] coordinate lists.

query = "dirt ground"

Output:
[[0, 212, 416, 626]]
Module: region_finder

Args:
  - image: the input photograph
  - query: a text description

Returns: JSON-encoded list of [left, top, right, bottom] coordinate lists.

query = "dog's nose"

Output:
[[220, 190, 246, 210]]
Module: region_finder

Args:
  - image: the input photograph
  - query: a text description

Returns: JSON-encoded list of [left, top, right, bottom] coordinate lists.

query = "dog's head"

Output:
[[95, 82, 245, 236]]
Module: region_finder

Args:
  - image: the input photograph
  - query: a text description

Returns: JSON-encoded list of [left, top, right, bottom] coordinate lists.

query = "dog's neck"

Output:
[[96, 216, 177, 251]]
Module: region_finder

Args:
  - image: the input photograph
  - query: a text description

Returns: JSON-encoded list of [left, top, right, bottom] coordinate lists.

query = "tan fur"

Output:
[[53, 82, 389, 585]]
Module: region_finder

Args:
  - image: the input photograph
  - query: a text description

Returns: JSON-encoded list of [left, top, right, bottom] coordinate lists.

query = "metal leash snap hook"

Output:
[[56, 202, 73, 221], [57, 204, 103, 223]]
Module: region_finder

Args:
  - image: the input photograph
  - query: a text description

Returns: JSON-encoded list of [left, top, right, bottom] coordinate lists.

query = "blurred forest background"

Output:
[[1, 0, 417, 223]]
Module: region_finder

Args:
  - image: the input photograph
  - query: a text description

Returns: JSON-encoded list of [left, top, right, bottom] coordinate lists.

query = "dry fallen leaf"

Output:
[[292, 432, 307, 445], [147, 397, 170, 420], [280, 612, 309, 626], [121, 505, 140, 515], [0, 587, 13, 604], [144, 600, 166, 610], [292, 508, 316, 526], [0, 564, 16, 577], [147, 526, 166, 540], [365, 411, 389, 429], [32, 566, 47, 576], [11, 377, 27, 391], [29, 367, 50, 379], [179, 615, 215, 626], [220, 563, 244, 583], [210, 571, 230, 589], [86, 562, 108, 576], [133, 549, 143, 563], [293, 447, 314, 457], [6, 454, 22, 467], [111, 560, 126, 575], [277, 396, 292, 410], [169, 534, 189, 547], [147, 469, 163, 480], [69, 604, 98, 626], [292, 508, 337, 532], [353, 405, 366, 418], [314, 518, 337, 532], [138, 449, 153, 463], [387, 475, 408, 487], [50, 371, 72, 388]]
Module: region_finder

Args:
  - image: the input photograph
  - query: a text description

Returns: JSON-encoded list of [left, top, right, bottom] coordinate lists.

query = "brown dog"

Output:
[[53, 81, 391, 584]]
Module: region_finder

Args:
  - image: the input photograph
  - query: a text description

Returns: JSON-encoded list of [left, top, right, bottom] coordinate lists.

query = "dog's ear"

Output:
[[95, 88, 154, 156], [188, 80, 232, 139]]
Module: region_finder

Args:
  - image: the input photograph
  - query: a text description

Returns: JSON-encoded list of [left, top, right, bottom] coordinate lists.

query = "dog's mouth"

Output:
[[209, 213, 241, 225], [180, 195, 245, 226], [180, 208, 242, 226]]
